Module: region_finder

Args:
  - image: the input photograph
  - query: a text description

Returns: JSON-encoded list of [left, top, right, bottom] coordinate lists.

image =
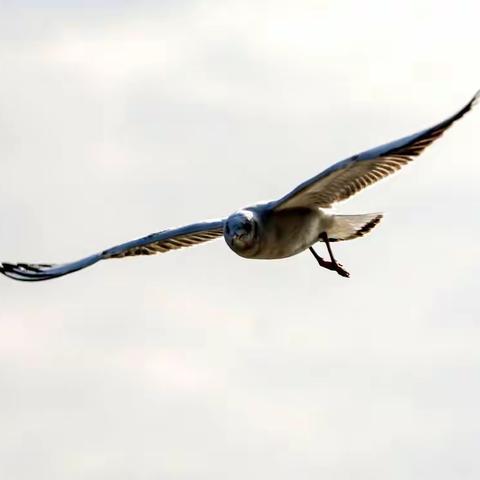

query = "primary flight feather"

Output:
[[1, 91, 478, 281]]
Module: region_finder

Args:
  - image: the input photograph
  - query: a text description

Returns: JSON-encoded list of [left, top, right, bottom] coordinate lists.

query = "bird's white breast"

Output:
[[234, 207, 328, 260]]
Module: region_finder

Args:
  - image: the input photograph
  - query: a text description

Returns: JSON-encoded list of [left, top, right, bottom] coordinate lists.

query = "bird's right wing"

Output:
[[272, 91, 479, 210], [0, 219, 225, 282]]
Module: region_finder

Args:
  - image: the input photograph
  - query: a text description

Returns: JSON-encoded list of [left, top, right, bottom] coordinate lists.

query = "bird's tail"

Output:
[[326, 213, 383, 242]]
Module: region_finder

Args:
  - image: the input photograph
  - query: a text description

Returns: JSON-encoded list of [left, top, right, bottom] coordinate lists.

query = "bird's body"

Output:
[[1, 91, 478, 281], [224, 205, 323, 259], [224, 206, 380, 260], [248, 206, 326, 259]]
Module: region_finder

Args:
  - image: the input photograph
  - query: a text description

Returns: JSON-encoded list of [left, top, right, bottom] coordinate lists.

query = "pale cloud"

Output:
[[1, 1, 480, 479]]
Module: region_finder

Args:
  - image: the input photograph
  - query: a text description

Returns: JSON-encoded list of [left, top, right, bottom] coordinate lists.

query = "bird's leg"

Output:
[[309, 246, 350, 277], [309, 233, 350, 278], [309, 247, 334, 270], [321, 232, 350, 277]]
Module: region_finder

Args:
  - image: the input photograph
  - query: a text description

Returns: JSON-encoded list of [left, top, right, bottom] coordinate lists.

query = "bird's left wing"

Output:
[[0, 219, 224, 282], [273, 91, 479, 210]]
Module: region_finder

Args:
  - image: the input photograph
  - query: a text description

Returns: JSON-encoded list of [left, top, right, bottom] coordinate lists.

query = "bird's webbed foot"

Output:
[[309, 247, 350, 278]]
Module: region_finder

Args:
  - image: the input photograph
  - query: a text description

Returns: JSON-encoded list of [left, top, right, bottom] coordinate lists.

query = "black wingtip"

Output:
[[471, 89, 480, 108], [0, 261, 56, 282], [460, 89, 480, 115], [441, 89, 480, 127]]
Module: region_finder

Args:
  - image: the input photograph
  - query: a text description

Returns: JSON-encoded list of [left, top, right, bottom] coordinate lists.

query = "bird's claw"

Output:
[[334, 263, 350, 278], [312, 253, 350, 278]]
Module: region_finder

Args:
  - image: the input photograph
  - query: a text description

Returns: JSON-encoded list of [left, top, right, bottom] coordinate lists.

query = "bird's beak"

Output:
[[233, 231, 246, 241]]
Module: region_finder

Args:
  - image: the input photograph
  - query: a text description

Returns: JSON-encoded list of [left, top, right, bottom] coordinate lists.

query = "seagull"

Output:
[[1, 92, 478, 282]]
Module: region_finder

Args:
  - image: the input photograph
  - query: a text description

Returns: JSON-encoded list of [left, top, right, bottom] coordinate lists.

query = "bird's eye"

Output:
[[244, 223, 252, 232]]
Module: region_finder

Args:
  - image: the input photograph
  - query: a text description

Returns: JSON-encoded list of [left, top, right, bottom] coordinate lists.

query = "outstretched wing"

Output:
[[273, 91, 479, 210], [0, 219, 224, 282]]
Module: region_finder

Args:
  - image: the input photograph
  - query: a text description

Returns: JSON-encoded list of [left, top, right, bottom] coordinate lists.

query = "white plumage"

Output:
[[1, 91, 478, 281]]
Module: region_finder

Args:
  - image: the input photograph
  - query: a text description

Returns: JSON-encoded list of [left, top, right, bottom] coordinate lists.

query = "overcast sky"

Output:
[[1, 1, 480, 479]]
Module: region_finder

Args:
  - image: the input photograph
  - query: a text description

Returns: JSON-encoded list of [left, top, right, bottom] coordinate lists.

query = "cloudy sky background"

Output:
[[1, 1, 479, 478]]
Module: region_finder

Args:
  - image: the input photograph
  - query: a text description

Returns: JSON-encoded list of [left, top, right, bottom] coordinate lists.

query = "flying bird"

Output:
[[1, 92, 478, 281]]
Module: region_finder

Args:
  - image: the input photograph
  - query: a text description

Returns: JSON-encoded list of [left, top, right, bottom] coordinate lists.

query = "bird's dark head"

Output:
[[224, 210, 259, 253]]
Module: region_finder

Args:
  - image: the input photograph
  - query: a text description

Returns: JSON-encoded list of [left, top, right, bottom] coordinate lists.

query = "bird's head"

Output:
[[224, 210, 259, 252]]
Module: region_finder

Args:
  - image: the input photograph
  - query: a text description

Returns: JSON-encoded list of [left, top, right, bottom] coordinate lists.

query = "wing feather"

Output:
[[0, 219, 224, 282], [273, 91, 479, 210]]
